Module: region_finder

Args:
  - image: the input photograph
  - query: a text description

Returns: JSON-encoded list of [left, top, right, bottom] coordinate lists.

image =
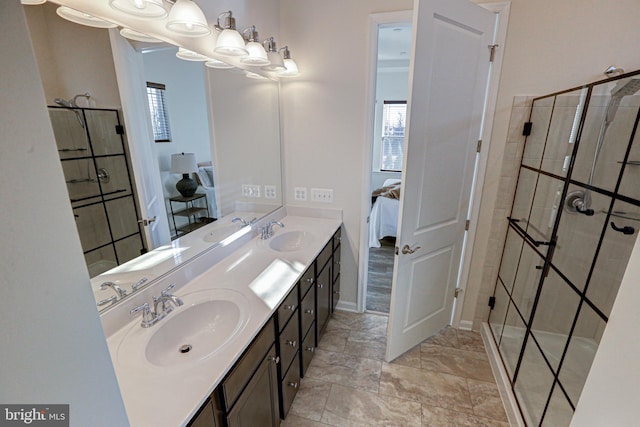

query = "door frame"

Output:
[[357, 3, 511, 328]]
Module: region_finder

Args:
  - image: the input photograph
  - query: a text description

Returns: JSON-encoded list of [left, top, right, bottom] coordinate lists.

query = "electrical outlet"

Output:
[[242, 184, 260, 198], [311, 188, 333, 203], [294, 187, 307, 201], [264, 185, 277, 199]]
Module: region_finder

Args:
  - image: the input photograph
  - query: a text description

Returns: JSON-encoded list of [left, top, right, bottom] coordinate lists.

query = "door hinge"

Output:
[[476, 140, 482, 153], [522, 122, 533, 136], [394, 246, 399, 255], [454, 288, 462, 298], [488, 296, 496, 309], [367, 215, 370, 224], [115, 124, 125, 135], [465, 219, 470, 231], [488, 44, 499, 62], [137, 216, 156, 226]]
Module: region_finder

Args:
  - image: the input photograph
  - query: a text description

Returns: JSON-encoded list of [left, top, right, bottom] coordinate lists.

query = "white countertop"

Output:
[[104, 211, 341, 427]]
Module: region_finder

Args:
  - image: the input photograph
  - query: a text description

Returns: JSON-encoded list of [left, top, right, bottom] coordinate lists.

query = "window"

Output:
[[146, 82, 172, 142], [381, 100, 407, 171]]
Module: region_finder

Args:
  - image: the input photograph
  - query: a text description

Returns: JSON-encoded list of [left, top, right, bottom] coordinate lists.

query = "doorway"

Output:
[[365, 22, 412, 314]]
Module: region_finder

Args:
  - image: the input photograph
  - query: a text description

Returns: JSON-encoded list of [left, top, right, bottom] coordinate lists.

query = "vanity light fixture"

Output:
[[261, 37, 286, 72], [240, 26, 270, 66], [278, 46, 300, 77], [245, 71, 268, 80], [166, 0, 211, 37], [214, 11, 248, 57], [171, 153, 198, 197], [20, 0, 47, 5], [120, 27, 163, 43], [205, 58, 234, 70], [109, 0, 167, 19], [176, 47, 208, 61], [56, 6, 118, 29]]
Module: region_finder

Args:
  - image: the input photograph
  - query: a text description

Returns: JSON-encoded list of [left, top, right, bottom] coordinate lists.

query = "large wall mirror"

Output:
[[24, 3, 283, 311]]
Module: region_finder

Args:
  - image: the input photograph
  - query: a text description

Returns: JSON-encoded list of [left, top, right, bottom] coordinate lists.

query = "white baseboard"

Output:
[[481, 323, 525, 427], [335, 300, 357, 312], [458, 320, 473, 331]]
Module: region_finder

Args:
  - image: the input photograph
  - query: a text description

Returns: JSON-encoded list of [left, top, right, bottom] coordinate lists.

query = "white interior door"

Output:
[[109, 30, 171, 249], [386, 0, 496, 361]]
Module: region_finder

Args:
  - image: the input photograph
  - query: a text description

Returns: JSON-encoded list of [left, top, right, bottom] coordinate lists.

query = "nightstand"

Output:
[[168, 194, 211, 239]]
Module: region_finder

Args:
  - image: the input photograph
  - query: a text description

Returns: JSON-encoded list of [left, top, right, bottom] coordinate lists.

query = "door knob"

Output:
[[401, 244, 421, 254]]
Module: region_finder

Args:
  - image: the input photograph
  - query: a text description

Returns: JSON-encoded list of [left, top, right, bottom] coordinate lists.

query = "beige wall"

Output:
[[0, 2, 128, 424], [24, 2, 121, 108], [279, 0, 413, 309], [464, 0, 640, 328]]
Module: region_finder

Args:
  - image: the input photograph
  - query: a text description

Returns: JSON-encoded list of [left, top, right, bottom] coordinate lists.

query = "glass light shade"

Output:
[[21, 0, 47, 5], [119, 28, 162, 43], [176, 47, 208, 61], [109, 0, 167, 18], [214, 29, 248, 56], [240, 42, 270, 66], [279, 58, 300, 77], [205, 58, 234, 69], [166, 0, 211, 37], [246, 71, 268, 80], [262, 51, 285, 71], [56, 7, 118, 29], [170, 153, 198, 174]]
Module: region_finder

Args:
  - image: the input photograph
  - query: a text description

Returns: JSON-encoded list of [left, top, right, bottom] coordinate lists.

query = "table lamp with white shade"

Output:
[[171, 152, 198, 197]]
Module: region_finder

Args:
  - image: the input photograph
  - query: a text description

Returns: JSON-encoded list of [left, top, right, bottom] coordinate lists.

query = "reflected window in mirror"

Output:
[[146, 82, 172, 142]]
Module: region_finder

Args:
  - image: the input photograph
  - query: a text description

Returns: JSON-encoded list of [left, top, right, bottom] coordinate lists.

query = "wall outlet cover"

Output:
[[264, 185, 277, 199], [294, 187, 307, 201]]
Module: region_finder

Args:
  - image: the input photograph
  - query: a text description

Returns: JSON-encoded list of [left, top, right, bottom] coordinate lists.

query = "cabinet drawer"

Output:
[[333, 227, 342, 250], [299, 265, 315, 297], [221, 318, 275, 410], [332, 274, 340, 313], [300, 285, 315, 339], [316, 241, 332, 274], [332, 244, 341, 283], [280, 353, 301, 418], [300, 326, 316, 378], [277, 285, 298, 333], [278, 313, 300, 374]]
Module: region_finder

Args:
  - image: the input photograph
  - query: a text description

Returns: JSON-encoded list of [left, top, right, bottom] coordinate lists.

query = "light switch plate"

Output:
[[242, 184, 260, 198]]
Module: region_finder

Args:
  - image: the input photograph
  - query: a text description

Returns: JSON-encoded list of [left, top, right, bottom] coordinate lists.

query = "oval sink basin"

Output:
[[269, 230, 314, 252], [117, 289, 248, 369]]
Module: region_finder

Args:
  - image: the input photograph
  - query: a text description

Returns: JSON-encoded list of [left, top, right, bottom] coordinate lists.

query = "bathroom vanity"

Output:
[[101, 208, 342, 426]]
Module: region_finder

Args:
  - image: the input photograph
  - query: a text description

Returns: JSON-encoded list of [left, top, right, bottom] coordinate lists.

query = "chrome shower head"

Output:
[[54, 97, 74, 108], [611, 78, 640, 98]]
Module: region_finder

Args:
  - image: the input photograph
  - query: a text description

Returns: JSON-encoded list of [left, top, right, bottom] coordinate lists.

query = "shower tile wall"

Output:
[[486, 74, 640, 426], [473, 96, 533, 329]]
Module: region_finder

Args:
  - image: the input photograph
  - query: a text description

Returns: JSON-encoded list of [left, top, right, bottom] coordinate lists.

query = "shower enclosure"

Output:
[[49, 106, 145, 277], [489, 70, 640, 425]]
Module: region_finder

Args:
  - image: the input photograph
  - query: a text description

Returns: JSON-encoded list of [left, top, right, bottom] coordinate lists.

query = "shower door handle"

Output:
[[401, 244, 421, 255]]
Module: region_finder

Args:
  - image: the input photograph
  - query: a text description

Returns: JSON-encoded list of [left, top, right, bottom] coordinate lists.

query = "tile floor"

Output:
[[282, 311, 509, 427]]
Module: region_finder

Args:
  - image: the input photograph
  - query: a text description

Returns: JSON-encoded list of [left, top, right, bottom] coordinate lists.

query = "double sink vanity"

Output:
[[99, 207, 342, 426]]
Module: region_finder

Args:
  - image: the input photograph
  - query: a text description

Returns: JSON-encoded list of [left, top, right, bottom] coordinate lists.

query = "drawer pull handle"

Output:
[[304, 309, 314, 315], [318, 284, 324, 289], [305, 347, 315, 353], [305, 278, 315, 284], [335, 261, 340, 265], [287, 381, 299, 389], [284, 304, 296, 311], [333, 291, 340, 295], [285, 340, 297, 347], [267, 355, 280, 364]]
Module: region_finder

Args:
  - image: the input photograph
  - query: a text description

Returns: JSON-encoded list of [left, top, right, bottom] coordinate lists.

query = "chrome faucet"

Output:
[[129, 284, 184, 328], [153, 284, 184, 318], [260, 221, 284, 240], [232, 216, 257, 226], [100, 281, 127, 298]]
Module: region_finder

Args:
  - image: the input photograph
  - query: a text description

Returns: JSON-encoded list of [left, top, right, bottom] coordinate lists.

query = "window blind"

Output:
[[381, 100, 407, 171], [146, 82, 172, 142]]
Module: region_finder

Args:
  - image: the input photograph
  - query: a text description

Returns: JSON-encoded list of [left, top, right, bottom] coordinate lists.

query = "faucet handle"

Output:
[[130, 302, 156, 328], [131, 277, 148, 291], [161, 283, 176, 296]]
